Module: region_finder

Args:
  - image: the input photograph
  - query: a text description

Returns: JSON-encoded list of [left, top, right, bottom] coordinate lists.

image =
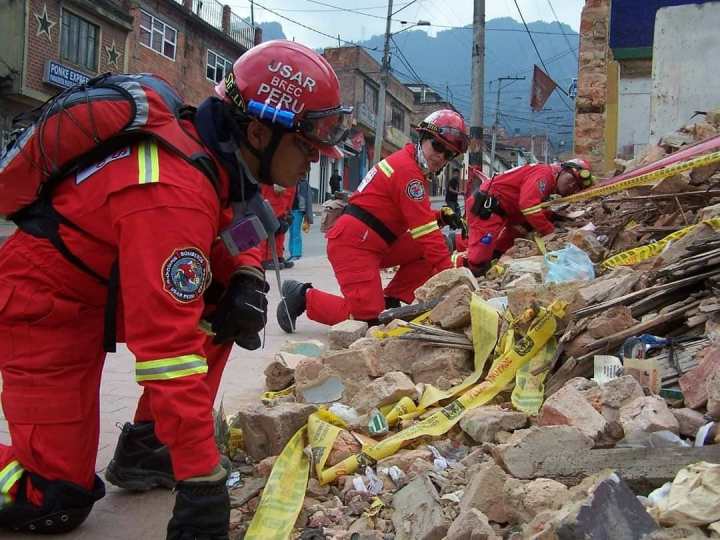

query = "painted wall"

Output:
[[617, 74, 651, 158], [650, 2, 720, 142]]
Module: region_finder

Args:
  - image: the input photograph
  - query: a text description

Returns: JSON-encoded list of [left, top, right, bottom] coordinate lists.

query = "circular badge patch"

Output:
[[406, 179, 425, 201], [162, 247, 211, 303]]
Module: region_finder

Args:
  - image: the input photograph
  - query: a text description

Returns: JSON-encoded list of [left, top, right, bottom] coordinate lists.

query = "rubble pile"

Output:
[[224, 114, 720, 540]]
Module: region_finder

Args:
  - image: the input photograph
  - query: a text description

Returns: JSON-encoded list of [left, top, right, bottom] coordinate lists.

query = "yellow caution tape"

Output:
[[227, 427, 244, 459], [385, 396, 418, 426], [364, 497, 384, 517], [261, 385, 296, 401], [245, 427, 310, 540], [533, 234, 547, 255], [511, 337, 557, 415], [603, 216, 720, 268], [523, 150, 720, 215], [317, 299, 568, 484]]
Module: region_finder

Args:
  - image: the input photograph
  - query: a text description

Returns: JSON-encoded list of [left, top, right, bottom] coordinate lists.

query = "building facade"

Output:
[[321, 46, 414, 194], [0, 0, 258, 148]]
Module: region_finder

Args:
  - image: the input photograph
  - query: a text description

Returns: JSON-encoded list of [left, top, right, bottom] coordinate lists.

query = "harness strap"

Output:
[[343, 204, 398, 245]]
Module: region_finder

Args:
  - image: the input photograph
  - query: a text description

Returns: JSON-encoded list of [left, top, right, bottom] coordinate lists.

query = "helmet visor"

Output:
[[299, 107, 353, 147], [424, 125, 469, 155]]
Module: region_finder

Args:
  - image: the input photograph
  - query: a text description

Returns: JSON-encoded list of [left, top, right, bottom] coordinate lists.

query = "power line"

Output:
[[251, 0, 379, 50], [545, 0, 578, 61]]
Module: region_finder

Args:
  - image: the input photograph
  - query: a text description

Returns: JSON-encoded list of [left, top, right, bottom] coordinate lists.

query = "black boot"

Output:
[[384, 296, 402, 309], [0, 472, 105, 534], [277, 279, 311, 333], [105, 422, 175, 491]]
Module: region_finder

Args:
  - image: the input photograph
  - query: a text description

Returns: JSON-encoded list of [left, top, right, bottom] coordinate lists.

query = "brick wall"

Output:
[[129, 0, 246, 105], [573, 0, 611, 175], [24, 0, 129, 100]]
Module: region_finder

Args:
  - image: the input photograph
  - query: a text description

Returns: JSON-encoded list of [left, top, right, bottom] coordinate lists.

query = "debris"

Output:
[[445, 509, 499, 540], [458, 406, 528, 443], [429, 284, 473, 329], [460, 461, 512, 523], [414, 267, 478, 303], [391, 474, 451, 540], [671, 407, 708, 438], [538, 382, 609, 440], [619, 396, 680, 436], [351, 371, 417, 414], [652, 461, 720, 526], [329, 319, 369, 350]]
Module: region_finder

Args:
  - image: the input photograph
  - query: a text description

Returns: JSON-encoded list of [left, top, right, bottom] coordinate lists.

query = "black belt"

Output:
[[343, 204, 397, 245]]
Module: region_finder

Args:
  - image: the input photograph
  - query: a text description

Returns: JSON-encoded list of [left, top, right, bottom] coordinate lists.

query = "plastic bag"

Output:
[[544, 243, 595, 284]]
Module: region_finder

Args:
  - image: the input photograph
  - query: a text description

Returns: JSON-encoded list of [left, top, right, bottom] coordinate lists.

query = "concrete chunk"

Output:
[[459, 406, 528, 443], [414, 267, 477, 303], [539, 383, 608, 440], [391, 474, 450, 540], [460, 461, 511, 523], [619, 396, 679, 436], [233, 402, 316, 460], [429, 284, 473, 329], [328, 319, 369, 350], [350, 371, 417, 414], [445, 509, 499, 540]]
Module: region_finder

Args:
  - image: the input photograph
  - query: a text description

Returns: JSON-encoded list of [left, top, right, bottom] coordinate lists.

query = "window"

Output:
[[60, 10, 99, 71], [391, 104, 404, 131], [206, 50, 232, 84], [364, 81, 378, 113], [139, 9, 177, 60]]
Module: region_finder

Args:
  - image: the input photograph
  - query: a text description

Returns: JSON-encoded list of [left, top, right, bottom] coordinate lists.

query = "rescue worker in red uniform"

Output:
[[260, 183, 297, 270], [277, 110, 469, 331], [453, 159, 592, 273], [0, 40, 351, 538]]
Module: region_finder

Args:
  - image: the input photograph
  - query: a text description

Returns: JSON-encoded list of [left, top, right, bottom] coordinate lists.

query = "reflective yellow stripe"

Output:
[[410, 220, 439, 239], [451, 252, 460, 265], [136, 354, 208, 382], [137, 140, 160, 184], [377, 159, 394, 177], [0, 460, 24, 507]]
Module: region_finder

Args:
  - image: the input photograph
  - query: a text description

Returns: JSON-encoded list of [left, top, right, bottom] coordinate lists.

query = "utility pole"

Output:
[[250, 0, 254, 26], [489, 76, 524, 175], [373, 0, 393, 165], [468, 0, 485, 169]]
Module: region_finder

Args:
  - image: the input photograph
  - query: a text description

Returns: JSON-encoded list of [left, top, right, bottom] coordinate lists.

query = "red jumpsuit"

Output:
[[259, 184, 296, 262], [306, 144, 452, 325], [455, 163, 558, 267], [0, 132, 255, 505]]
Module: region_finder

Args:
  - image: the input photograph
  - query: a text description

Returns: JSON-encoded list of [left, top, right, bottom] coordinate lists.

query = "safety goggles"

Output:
[[246, 100, 352, 147], [563, 163, 593, 188], [431, 139, 457, 160]]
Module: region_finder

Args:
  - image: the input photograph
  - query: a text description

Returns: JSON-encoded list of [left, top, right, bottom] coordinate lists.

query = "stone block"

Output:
[[377, 338, 472, 388], [414, 267, 477, 303], [459, 406, 528, 443], [445, 509, 499, 540], [378, 448, 433, 473], [671, 407, 708, 438], [539, 383, 608, 440], [391, 474, 450, 540], [350, 371, 417, 414], [281, 339, 328, 357], [619, 396, 679, 436], [556, 474, 659, 539], [708, 369, 720, 419], [328, 319, 369, 350], [460, 461, 511, 523], [504, 477, 569, 523], [680, 346, 720, 408], [587, 306, 638, 339], [233, 402, 316, 460], [491, 426, 594, 479], [429, 284, 472, 329], [598, 375, 645, 422]]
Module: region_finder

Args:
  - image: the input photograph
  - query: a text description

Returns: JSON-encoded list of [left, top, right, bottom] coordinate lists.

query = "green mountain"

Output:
[[260, 17, 579, 147]]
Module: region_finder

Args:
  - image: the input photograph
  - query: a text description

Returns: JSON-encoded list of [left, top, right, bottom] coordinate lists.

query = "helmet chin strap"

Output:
[[415, 139, 431, 176]]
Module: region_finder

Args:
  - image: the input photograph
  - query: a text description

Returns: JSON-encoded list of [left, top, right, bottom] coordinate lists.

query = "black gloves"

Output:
[[276, 215, 291, 235], [166, 467, 229, 540], [208, 266, 269, 349]]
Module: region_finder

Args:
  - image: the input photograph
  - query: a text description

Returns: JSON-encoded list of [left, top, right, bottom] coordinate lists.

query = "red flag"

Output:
[[530, 65, 557, 112]]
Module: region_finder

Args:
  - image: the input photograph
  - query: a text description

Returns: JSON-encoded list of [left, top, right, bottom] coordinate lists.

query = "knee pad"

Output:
[[0, 472, 105, 534]]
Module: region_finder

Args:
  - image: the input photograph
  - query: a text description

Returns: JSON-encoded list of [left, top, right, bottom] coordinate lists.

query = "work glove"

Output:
[[166, 465, 229, 540], [208, 266, 268, 349], [440, 206, 463, 231], [302, 220, 311, 233]]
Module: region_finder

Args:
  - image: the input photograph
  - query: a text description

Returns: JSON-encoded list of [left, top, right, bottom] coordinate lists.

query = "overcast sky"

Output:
[[225, 0, 585, 49]]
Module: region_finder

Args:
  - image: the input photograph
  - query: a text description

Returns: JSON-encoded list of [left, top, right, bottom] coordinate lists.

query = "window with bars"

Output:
[[391, 104, 405, 131], [60, 10, 99, 71], [364, 81, 378, 114], [206, 50, 232, 84], [139, 9, 177, 60]]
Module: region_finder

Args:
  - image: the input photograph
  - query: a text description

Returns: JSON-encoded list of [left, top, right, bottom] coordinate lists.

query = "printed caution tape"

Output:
[[245, 427, 310, 540], [523, 150, 720, 216], [262, 385, 296, 401], [511, 337, 557, 415], [247, 299, 566, 536], [317, 299, 568, 484], [602, 216, 720, 268]]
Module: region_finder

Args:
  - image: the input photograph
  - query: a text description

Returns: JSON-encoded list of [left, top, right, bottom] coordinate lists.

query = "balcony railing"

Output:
[[178, 0, 256, 50]]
